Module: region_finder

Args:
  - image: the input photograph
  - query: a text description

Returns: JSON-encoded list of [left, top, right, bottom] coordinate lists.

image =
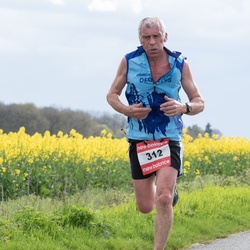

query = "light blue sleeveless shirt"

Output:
[[125, 46, 186, 142]]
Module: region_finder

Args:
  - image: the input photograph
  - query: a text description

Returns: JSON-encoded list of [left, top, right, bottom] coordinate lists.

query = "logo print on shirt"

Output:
[[126, 84, 170, 136]]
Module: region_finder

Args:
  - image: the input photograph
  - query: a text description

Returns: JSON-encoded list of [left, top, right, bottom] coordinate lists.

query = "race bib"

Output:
[[136, 139, 171, 175]]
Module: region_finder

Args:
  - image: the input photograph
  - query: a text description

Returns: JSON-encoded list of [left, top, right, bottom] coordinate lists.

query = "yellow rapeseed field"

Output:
[[0, 127, 249, 199]]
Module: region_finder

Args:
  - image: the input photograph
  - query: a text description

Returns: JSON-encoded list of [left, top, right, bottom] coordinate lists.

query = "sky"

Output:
[[0, 0, 249, 138]]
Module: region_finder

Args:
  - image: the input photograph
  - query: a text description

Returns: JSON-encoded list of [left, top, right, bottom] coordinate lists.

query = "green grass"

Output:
[[0, 176, 249, 250]]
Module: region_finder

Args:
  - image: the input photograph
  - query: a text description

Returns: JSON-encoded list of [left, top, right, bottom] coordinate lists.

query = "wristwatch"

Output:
[[185, 103, 192, 114]]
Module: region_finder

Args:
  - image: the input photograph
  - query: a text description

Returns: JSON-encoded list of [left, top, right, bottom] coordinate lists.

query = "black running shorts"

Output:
[[128, 140, 183, 180]]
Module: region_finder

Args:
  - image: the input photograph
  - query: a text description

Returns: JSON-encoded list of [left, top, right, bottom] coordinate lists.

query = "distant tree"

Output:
[[41, 107, 102, 137], [205, 123, 222, 137], [0, 103, 49, 134], [93, 112, 127, 138], [40, 107, 61, 134], [212, 129, 222, 137], [186, 123, 222, 139], [186, 124, 205, 138], [61, 109, 101, 137], [2, 103, 224, 139], [205, 123, 213, 136], [0, 103, 105, 137]]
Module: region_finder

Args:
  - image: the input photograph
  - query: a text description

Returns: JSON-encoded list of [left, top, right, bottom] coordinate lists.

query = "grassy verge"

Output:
[[0, 176, 249, 250]]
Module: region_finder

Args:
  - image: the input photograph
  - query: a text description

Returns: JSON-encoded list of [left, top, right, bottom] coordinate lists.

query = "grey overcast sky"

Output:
[[0, 0, 249, 138]]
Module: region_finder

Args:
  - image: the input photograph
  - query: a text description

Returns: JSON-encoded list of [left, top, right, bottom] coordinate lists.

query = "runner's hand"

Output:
[[125, 103, 152, 120], [160, 96, 186, 117]]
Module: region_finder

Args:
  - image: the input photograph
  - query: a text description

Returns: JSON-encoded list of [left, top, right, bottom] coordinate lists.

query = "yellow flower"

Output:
[[212, 134, 220, 139], [0, 157, 3, 165], [184, 161, 190, 167], [204, 156, 209, 161], [1, 167, 6, 172], [86, 167, 91, 172], [204, 133, 209, 138], [233, 156, 238, 161], [101, 129, 107, 137], [57, 131, 63, 137], [18, 127, 26, 134], [195, 169, 200, 175], [23, 173, 29, 181], [107, 132, 113, 138], [15, 169, 21, 175], [182, 128, 188, 134]]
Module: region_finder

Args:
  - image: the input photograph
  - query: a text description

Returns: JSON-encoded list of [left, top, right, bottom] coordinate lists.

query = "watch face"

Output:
[[186, 103, 192, 113]]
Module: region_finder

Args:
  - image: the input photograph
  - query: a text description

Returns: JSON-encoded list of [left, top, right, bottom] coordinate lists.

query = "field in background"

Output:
[[0, 127, 249, 199]]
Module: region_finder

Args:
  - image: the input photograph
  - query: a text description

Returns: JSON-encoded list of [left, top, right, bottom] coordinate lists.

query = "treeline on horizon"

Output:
[[0, 102, 221, 139], [0, 102, 127, 138]]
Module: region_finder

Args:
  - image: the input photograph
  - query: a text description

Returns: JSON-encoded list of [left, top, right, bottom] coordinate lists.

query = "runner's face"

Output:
[[140, 24, 167, 57]]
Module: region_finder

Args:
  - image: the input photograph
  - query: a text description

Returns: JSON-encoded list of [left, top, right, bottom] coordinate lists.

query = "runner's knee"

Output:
[[156, 191, 173, 207], [137, 202, 154, 214]]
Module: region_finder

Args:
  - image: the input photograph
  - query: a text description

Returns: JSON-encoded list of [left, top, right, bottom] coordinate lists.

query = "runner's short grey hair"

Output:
[[138, 17, 166, 39]]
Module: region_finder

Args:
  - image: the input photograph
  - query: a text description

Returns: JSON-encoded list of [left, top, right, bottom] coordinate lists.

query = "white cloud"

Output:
[[125, 0, 144, 14], [0, 38, 26, 55], [87, 0, 118, 12], [51, 0, 66, 5], [87, 0, 148, 14]]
